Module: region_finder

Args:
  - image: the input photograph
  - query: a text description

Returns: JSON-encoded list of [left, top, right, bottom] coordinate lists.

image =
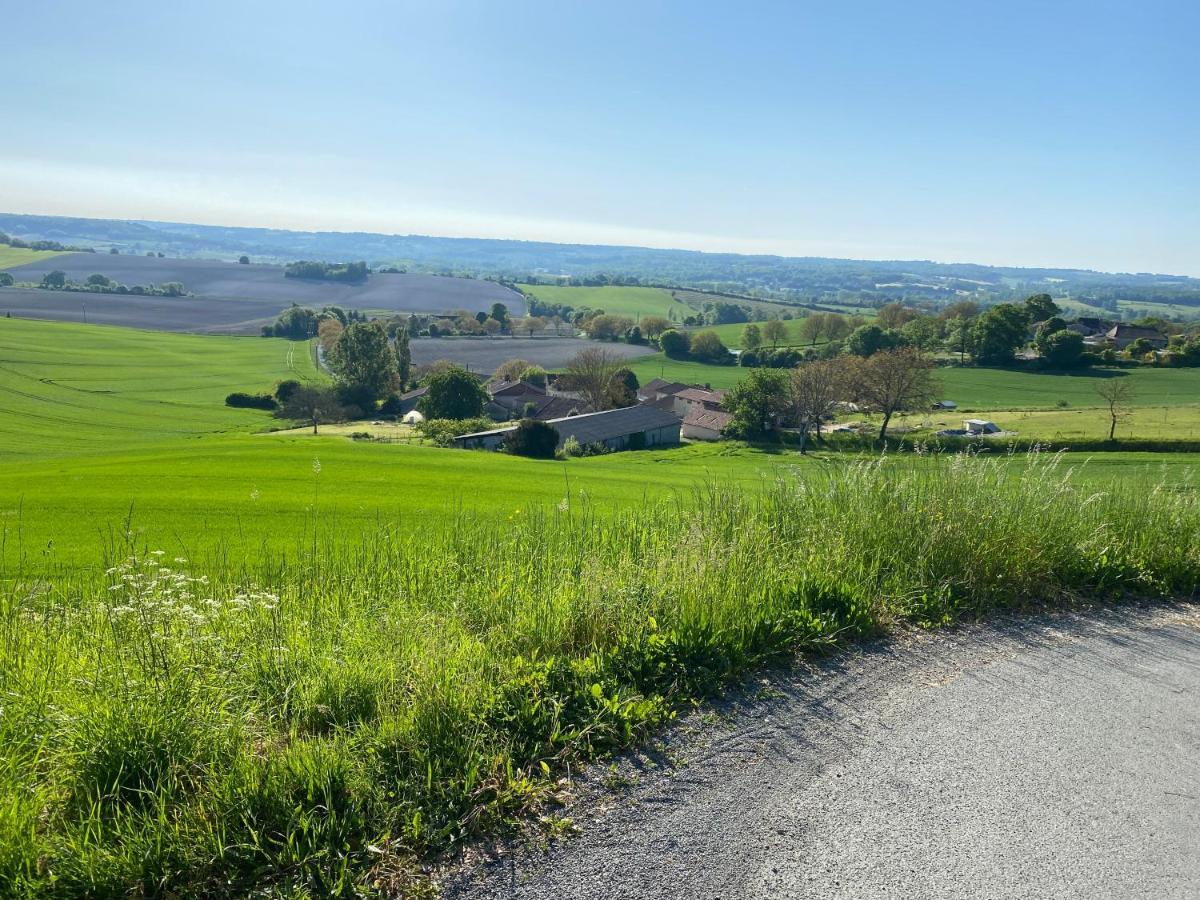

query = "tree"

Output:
[[639, 315, 671, 339], [798, 314, 825, 346], [326, 321, 398, 405], [846, 324, 895, 357], [901, 315, 943, 351], [845, 347, 938, 442], [1036, 329, 1085, 368], [394, 325, 412, 389], [1096, 378, 1134, 441], [504, 419, 560, 458], [877, 302, 917, 330], [519, 365, 548, 387], [418, 366, 488, 420], [1024, 293, 1060, 323], [788, 358, 850, 453], [689, 330, 731, 364], [561, 347, 625, 411], [611, 367, 640, 407], [483, 318, 502, 337], [658, 329, 690, 359], [276, 386, 349, 435], [493, 359, 537, 382], [0, 273, 13, 287], [723, 369, 790, 439], [317, 318, 344, 353], [490, 302, 509, 330], [582, 314, 633, 341], [762, 318, 788, 348], [238, 255, 250, 265], [944, 317, 974, 364], [86, 273, 112, 287], [41, 270, 67, 289], [970, 303, 1029, 365], [741, 323, 763, 350]]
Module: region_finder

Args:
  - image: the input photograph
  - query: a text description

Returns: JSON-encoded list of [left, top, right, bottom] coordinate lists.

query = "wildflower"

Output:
[[312, 458, 322, 475]]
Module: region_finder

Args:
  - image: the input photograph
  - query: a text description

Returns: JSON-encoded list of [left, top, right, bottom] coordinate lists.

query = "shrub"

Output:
[[689, 330, 732, 364], [274, 379, 303, 403], [224, 392, 278, 410], [658, 329, 690, 358], [415, 417, 495, 447], [560, 435, 584, 458], [503, 419, 560, 458]]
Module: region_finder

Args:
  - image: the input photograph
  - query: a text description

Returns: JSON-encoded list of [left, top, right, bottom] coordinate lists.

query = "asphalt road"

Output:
[[444, 602, 1200, 900]]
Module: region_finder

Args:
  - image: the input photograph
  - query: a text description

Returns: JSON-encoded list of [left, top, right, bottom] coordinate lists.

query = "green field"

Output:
[[0, 246, 64, 269], [0, 317, 319, 459], [629, 350, 1200, 410], [705, 317, 814, 347], [519, 284, 685, 319]]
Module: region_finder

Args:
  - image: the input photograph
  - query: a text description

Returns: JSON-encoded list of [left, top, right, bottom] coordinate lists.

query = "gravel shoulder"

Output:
[[442, 601, 1200, 900]]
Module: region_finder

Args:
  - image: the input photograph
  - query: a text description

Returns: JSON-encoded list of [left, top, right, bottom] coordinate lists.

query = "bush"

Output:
[[560, 435, 585, 458], [503, 419, 560, 458], [0, 273, 13, 287], [689, 330, 733, 364], [415, 417, 495, 447], [274, 379, 303, 403], [659, 329, 690, 358], [224, 392, 278, 411], [378, 393, 405, 417]]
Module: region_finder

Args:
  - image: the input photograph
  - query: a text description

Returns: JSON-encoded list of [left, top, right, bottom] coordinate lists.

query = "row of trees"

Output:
[[27, 270, 186, 296], [724, 347, 938, 448]]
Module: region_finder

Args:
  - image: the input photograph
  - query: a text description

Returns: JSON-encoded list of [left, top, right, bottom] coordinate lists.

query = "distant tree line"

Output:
[[0, 232, 94, 253], [283, 260, 369, 282], [261, 304, 365, 339], [22, 270, 186, 296]]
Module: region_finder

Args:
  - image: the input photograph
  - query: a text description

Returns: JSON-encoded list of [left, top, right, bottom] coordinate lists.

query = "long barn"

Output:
[[453, 405, 681, 452]]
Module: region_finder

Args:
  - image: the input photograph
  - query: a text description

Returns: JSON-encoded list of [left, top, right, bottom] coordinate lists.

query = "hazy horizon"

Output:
[[3, 1, 1197, 276]]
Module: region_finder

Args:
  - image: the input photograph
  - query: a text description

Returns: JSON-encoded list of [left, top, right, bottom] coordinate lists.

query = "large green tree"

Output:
[[394, 325, 412, 390], [418, 366, 488, 420], [970, 304, 1029, 365], [327, 321, 398, 404], [1024, 293, 1060, 323], [724, 368, 790, 439]]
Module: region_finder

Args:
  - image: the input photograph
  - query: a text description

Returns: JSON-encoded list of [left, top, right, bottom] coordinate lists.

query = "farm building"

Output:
[[682, 409, 732, 441], [964, 419, 1001, 435], [452, 404, 681, 452], [637, 378, 692, 403], [1102, 325, 1167, 350], [672, 387, 727, 419], [394, 387, 427, 415]]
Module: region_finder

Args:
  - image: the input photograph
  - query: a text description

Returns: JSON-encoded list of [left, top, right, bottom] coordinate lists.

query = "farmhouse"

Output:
[[452, 404, 681, 452], [394, 386, 427, 415], [1103, 324, 1168, 351], [682, 409, 732, 441], [637, 378, 691, 403], [672, 387, 727, 418]]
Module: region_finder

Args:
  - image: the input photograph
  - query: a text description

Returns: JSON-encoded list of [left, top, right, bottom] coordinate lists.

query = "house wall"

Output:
[[682, 422, 721, 441]]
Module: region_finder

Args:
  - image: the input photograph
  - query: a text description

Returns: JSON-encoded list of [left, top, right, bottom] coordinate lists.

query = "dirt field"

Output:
[[0, 254, 522, 332]]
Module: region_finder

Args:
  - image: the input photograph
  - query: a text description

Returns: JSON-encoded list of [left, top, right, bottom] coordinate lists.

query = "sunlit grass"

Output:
[[1, 452, 1196, 896]]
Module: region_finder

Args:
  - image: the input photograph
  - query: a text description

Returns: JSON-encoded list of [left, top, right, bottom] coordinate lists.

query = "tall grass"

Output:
[[1, 453, 1196, 897]]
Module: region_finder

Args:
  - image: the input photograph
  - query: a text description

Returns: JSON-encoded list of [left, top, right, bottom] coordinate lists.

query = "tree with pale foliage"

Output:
[[560, 347, 625, 411], [639, 315, 672, 339], [762, 318, 789, 348], [317, 318, 344, 353], [492, 358, 537, 383], [741, 323, 763, 350], [788, 357, 851, 453], [1096, 378, 1134, 441], [844, 347, 939, 442]]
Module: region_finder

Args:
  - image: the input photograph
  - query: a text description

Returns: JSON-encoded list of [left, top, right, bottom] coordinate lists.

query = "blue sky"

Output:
[[2, 0, 1197, 274]]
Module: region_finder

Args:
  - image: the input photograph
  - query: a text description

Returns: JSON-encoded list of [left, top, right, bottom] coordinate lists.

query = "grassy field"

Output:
[[519, 284, 684, 320], [705, 317, 814, 347], [628, 351, 1200, 410], [0, 317, 319, 459], [896, 404, 1200, 441], [4, 454, 1198, 896], [0, 246, 63, 269]]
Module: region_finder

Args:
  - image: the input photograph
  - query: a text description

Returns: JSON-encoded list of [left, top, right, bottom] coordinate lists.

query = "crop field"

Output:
[[0, 317, 319, 459], [0, 246, 64, 269], [411, 335, 654, 374], [1, 254, 523, 332], [518, 283, 803, 323], [518, 283, 685, 319], [894, 404, 1200, 442]]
